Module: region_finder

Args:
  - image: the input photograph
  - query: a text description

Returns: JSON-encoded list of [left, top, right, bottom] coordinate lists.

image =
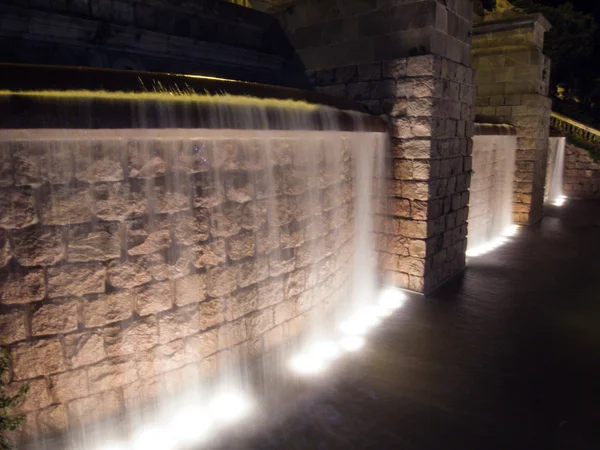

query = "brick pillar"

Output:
[[276, 0, 476, 293], [472, 13, 552, 224]]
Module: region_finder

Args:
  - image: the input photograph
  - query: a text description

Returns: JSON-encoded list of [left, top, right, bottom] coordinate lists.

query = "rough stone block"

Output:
[[0, 309, 26, 345], [136, 339, 187, 379], [13, 378, 53, 414], [40, 186, 91, 226], [74, 140, 124, 183], [135, 281, 173, 316], [107, 258, 153, 289], [207, 265, 239, 297], [104, 316, 159, 357], [382, 58, 407, 78], [0, 188, 38, 229], [237, 257, 269, 288], [67, 390, 121, 427], [257, 277, 285, 309], [48, 263, 105, 298], [68, 222, 120, 262], [84, 291, 133, 328], [158, 304, 202, 344], [37, 405, 68, 436], [174, 274, 206, 306], [93, 183, 148, 222], [0, 269, 45, 305], [193, 174, 225, 209], [31, 298, 79, 336], [50, 369, 88, 402], [64, 331, 106, 368], [12, 338, 66, 380]]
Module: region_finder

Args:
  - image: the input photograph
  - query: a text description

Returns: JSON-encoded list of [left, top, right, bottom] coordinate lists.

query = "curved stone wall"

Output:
[[0, 129, 365, 442]]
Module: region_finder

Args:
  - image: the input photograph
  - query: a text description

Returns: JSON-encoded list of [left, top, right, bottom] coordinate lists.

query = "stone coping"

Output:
[[473, 13, 551, 35], [474, 122, 516, 136]]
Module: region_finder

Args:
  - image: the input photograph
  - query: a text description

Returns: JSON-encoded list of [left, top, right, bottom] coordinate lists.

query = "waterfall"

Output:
[[467, 134, 517, 257], [545, 137, 566, 206], [0, 90, 397, 449]]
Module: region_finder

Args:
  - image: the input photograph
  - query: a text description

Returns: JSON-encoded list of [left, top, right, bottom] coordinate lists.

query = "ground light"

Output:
[[168, 405, 213, 446], [132, 427, 174, 450], [290, 287, 409, 376], [209, 391, 253, 423], [466, 225, 520, 258], [553, 195, 567, 207]]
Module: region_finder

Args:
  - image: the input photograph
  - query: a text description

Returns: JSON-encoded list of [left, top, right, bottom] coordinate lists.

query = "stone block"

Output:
[[13, 377, 53, 414], [0, 143, 12, 187], [31, 298, 79, 336], [406, 55, 441, 77], [148, 185, 191, 215], [12, 338, 66, 380], [84, 291, 133, 328], [257, 277, 285, 309], [193, 174, 225, 209], [51, 369, 88, 402], [206, 265, 238, 297], [37, 405, 68, 436], [193, 239, 227, 268], [64, 331, 106, 368], [335, 65, 357, 83], [0, 188, 38, 229], [136, 339, 186, 379], [68, 222, 121, 263], [246, 308, 274, 339], [104, 316, 159, 357], [93, 183, 148, 222], [67, 390, 121, 427], [74, 140, 124, 183], [135, 281, 172, 316], [226, 286, 258, 321], [174, 274, 206, 306], [0, 268, 45, 305], [0, 230, 9, 269], [210, 203, 242, 238], [0, 309, 26, 345], [47, 263, 105, 298], [237, 257, 269, 288], [107, 258, 153, 289], [40, 186, 91, 226], [269, 249, 296, 277]]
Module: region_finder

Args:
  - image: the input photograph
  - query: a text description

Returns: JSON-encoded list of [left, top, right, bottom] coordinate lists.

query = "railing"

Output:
[[551, 112, 600, 147]]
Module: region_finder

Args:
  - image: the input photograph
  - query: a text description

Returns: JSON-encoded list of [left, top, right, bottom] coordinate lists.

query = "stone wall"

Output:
[[473, 13, 552, 224], [276, 0, 476, 293], [309, 55, 475, 292], [563, 145, 600, 198], [0, 0, 306, 87], [0, 132, 357, 441]]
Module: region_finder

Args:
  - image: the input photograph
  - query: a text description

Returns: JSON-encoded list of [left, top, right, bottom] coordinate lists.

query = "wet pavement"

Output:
[[250, 200, 600, 450]]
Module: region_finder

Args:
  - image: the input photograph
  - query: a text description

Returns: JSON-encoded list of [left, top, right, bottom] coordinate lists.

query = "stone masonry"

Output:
[[277, 0, 476, 293], [472, 13, 552, 224], [0, 133, 357, 441], [563, 145, 600, 198]]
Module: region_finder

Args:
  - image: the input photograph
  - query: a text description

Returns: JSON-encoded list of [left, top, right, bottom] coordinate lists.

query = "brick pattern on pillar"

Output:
[[473, 14, 552, 224], [310, 55, 476, 293]]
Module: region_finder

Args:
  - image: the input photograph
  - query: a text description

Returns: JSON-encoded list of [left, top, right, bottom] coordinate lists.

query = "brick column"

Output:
[[276, 0, 476, 293], [472, 13, 552, 224]]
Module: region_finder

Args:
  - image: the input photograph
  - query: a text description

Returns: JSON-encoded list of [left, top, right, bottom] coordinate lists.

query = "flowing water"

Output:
[[0, 91, 396, 450], [466, 135, 517, 258], [545, 136, 566, 206]]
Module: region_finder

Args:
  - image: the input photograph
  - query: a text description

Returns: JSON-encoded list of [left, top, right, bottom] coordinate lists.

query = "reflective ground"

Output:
[[241, 200, 600, 450]]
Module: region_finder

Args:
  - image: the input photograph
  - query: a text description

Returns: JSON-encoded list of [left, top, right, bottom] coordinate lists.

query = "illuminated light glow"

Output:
[[209, 391, 252, 423], [97, 444, 128, 450], [168, 405, 212, 446], [309, 340, 340, 361], [133, 427, 174, 450], [290, 353, 327, 375], [378, 287, 407, 312], [553, 195, 567, 207], [339, 335, 365, 352], [339, 316, 370, 336]]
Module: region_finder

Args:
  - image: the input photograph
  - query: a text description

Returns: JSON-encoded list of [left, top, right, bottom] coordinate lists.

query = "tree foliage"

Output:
[[0, 351, 28, 450]]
